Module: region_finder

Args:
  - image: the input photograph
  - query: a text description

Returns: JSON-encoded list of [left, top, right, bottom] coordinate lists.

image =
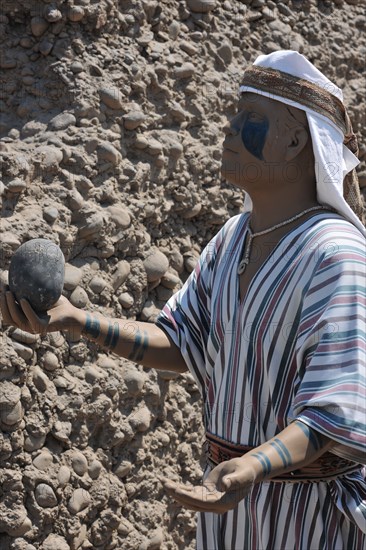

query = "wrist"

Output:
[[66, 308, 86, 337], [238, 455, 265, 484]]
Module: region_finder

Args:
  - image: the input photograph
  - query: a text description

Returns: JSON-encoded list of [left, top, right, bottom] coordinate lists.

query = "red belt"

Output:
[[204, 432, 362, 483]]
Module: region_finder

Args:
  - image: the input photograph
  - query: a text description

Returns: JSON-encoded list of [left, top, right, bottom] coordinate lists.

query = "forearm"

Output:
[[74, 309, 187, 373], [241, 420, 335, 483]]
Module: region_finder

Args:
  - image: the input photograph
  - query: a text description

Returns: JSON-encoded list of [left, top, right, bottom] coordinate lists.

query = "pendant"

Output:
[[237, 259, 248, 275], [238, 234, 252, 275]]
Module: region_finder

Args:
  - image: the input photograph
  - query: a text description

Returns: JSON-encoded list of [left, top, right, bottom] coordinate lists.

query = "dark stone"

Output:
[[9, 239, 65, 312]]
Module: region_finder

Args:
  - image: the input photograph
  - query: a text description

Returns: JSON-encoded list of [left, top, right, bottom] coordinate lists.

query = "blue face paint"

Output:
[[241, 113, 269, 160]]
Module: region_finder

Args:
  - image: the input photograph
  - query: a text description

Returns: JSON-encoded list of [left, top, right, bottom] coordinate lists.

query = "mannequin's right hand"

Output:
[[0, 290, 82, 337]]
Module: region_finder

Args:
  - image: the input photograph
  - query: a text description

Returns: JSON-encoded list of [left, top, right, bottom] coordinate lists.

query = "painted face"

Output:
[[241, 112, 269, 161]]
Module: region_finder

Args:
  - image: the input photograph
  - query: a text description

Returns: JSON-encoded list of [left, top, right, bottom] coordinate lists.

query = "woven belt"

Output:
[[204, 432, 362, 483]]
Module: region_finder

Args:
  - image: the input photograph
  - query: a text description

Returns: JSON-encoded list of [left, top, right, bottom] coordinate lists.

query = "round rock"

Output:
[[42, 534, 70, 550], [71, 450, 88, 475], [187, 0, 216, 12], [35, 483, 57, 507], [68, 488, 91, 514], [69, 286, 89, 308], [143, 249, 169, 282], [42, 351, 59, 371], [9, 239, 65, 312], [99, 87, 124, 110]]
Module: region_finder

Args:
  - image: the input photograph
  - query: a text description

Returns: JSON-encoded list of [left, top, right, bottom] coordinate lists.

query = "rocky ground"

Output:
[[0, 0, 365, 549]]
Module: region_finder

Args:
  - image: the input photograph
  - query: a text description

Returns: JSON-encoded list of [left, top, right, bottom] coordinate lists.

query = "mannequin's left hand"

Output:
[[162, 457, 256, 514]]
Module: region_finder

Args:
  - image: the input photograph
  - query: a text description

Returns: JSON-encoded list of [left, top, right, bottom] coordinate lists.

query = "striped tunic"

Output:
[[157, 212, 366, 550]]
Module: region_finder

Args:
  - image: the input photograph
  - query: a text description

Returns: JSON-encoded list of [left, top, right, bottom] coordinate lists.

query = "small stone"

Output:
[[70, 61, 84, 73], [129, 406, 151, 432], [42, 351, 59, 371], [85, 365, 106, 383], [43, 206, 59, 223], [97, 141, 122, 165], [39, 38, 54, 56], [53, 420, 72, 442], [69, 286, 89, 308], [68, 6, 85, 22], [68, 488, 91, 514], [123, 111, 146, 130], [32, 366, 51, 392], [33, 451, 53, 471], [184, 255, 198, 273], [7, 178, 27, 193], [35, 483, 57, 507], [0, 381, 21, 409], [118, 518, 134, 536], [114, 460, 132, 478], [262, 6, 276, 20], [123, 367, 145, 396], [7, 516, 32, 537], [147, 527, 164, 549], [277, 2, 293, 16], [169, 249, 184, 273], [141, 300, 160, 322], [134, 135, 149, 149], [161, 271, 180, 289], [45, 8, 62, 22], [217, 42, 233, 64], [12, 341, 33, 360], [30, 16, 49, 37], [0, 58, 17, 69], [48, 113, 76, 131], [112, 260, 130, 290], [169, 141, 183, 157], [64, 264, 83, 290], [10, 328, 39, 345], [147, 139, 163, 155], [58, 465, 71, 486], [107, 205, 131, 229], [24, 433, 46, 452], [168, 21, 180, 39], [0, 401, 23, 425], [42, 534, 70, 550], [118, 292, 134, 309], [71, 451, 88, 475], [89, 276, 107, 293], [144, 249, 169, 282], [187, 0, 216, 12], [48, 331, 65, 348], [69, 189, 84, 211], [20, 37, 34, 48], [174, 63, 195, 79], [34, 145, 63, 170], [99, 87, 124, 110], [179, 41, 198, 56], [2, 232, 21, 250], [88, 459, 102, 479], [156, 285, 173, 302]]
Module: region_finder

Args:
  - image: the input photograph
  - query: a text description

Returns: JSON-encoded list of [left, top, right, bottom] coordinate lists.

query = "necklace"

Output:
[[237, 205, 330, 275]]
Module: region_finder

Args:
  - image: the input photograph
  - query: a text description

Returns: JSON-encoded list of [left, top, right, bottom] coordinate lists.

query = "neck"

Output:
[[248, 185, 319, 233]]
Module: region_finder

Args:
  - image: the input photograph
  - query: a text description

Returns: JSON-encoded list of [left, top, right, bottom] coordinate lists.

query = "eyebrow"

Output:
[[237, 100, 264, 114]]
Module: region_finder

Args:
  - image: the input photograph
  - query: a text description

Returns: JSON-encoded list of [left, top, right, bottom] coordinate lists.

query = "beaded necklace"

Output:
[[237, 205, 331, 275]]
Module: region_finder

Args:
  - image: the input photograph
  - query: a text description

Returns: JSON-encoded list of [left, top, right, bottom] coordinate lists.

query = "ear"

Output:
[[285, 127, 309, 162]]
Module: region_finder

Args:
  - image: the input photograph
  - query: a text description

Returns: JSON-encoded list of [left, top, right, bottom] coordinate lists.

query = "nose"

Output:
[[223, 121, 239, 136]]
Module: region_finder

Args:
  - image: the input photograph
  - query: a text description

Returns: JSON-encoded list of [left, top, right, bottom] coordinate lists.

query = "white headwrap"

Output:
[[239, 50, 365, 236]]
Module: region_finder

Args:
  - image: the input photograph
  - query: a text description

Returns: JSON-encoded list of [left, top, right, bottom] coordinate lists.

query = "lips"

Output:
[[223, 141, 237, 153]]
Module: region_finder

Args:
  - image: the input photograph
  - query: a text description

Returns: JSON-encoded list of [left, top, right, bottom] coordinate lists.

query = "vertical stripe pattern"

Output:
[[157, 212, 366, 549]]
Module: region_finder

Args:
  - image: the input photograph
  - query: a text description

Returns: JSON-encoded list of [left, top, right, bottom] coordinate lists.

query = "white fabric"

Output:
[[239, 50, 365, 236]]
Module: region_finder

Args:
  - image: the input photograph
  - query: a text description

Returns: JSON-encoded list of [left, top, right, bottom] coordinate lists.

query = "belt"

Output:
[[204, 432, 362, 483]]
